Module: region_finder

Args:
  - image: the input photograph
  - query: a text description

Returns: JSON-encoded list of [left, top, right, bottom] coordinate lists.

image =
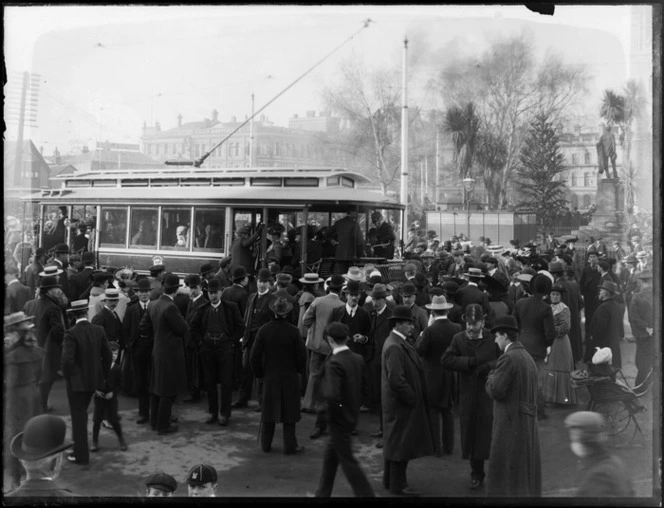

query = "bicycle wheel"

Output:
[[591, 400, 637, 448]]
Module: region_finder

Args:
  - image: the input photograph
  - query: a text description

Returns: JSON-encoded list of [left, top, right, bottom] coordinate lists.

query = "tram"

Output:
[[30, 166, 405, 278]]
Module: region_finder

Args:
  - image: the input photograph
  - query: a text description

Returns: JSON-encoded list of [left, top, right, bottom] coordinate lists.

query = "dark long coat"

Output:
[[442, 329, 499, 460], [91, 306, 125, 350], [584, 296, 624, 368], [61, 320, 112, 392], [328, 215, 364, 261], [381, 332, 434, 462], [5, 281, 33, 315], [32, 293, 66, 384], [557, 277, 584, 363], [579, 264, 601, 325], [331, 305, 372, 361], [415, 318, 461, 408], [139, 294, 189, 397], [367, 306, 392, 407], [250, 318, 307, 423], [322, 349, 364, 432], [456, 283, 493, 327], [512, 295, 556, 360], [485, 341, 542, 497]]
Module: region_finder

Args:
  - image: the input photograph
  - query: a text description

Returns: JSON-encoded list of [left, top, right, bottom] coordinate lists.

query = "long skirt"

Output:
[[541, 335, 578, 405]]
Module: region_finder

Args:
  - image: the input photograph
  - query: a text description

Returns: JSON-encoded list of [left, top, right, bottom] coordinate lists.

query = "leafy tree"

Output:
[[444, 102, 479, 180], [516, 112, 568, 234]]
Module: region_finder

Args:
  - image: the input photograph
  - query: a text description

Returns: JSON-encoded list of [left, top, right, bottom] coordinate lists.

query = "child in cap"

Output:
[[187, 464, 218, 497], [91, 341, 127, 452], [145, 472, 177, 497]]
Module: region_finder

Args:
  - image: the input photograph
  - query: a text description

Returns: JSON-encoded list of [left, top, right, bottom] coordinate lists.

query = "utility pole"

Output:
[[435, 123, 440, 208], [7, 72, 40, 188], [249, 93, 255, 167], [399, 37, 409, 253], [13, 72, 28, 187]]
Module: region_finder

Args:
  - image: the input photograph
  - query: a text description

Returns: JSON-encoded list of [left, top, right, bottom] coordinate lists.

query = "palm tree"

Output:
[[621, 80, 646, 216], [599, 89, 625, 127], [444, 102, 479, 180]]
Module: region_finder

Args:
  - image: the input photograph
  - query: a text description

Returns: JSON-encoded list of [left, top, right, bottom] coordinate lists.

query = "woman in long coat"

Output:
[[442, 304, 500, 489], [250, 298, 307, 453], [4, 313, 45, 492]]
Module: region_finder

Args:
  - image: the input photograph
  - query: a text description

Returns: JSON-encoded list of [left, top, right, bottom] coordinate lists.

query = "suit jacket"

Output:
[[6, 479, 77, 498], [415, 317, 461, 408], [32, 294, 66, 384], [5, 280, 32, 314], [371, 222, 395, 259], [328, 216, 365, 261], [303, 292, 345, 355], [242, 291, 277, 350], [139, 294, 188, 397], [331, 304, 372, 361], [24, 260, 44, 294], [322, 348, 365, 432], [69, 267, 94, 300], [367, 306, 393, 365], [61, 320, 112, 392], [585, 297, 624, 368], [456, 282, 493, 327], [185, 294, 210, 347], [123, 300, 151, 350], [91, 306, 125, 350], [190, 299, 245, 348], [222, 284, 250, 317], [512, 295, 555, 360], [410, 304, 429, 343]]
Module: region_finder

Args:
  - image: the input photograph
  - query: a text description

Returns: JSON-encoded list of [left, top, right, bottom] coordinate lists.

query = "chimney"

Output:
[[39, 145, 44, 155], [212, 109, 219, 122], [293, 113, 298, 119], [306, 110, 315, 118], [54, 147, 61, 164], [177, 113, 182, 128], [155, 121, 161, 132], [231, 116, 236, 123]]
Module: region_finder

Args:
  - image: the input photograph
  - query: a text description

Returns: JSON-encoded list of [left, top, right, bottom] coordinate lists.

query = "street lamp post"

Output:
[[462, 177, 475, 239]]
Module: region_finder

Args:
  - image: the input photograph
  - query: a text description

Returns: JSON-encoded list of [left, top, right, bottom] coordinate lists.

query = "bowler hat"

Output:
[[586, 246, 599, 257], [39, 276, 61, 290], [327, 274, 345, 289], [345, 280, 362, 295], [4, 312, 35, 329], [548, 261, 564, 274], [269, 296, 294, 316], [39, 265, 63, 277], [232, 266, 248, 281], [531, 273, 553, 295], [136, 278, 152, 291], [299, 273, 324, 285], [257, 268, 271, 282], [67, 299, 90, 313], [388, 305, 415, 323], [207, 278, 222, 293], [426, 295, 453, 310], [428, 287, 444, 297], [145, 472, 177, 493], [54, 243, 69, 254], [184, 274, 202, 287], [10, 415, 73, 461], [401, 282, 417, 297], [200, 263, 215, 276], [82, 251, 95, 264], [162, 274, 181, 290], [442, 281, 459, 295], [370, 283, 388, 300], [149, 264, 166, 276], [280, 265, 294, 275], [187, 464, 218, 486], [490, 315, 519, 333], [413, 272, 427, 287], [35, 247, 46, 258], [598, 280, 619, 294]]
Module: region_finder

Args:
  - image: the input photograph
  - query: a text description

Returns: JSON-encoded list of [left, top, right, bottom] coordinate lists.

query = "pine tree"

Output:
[[516, 112, 568, 235]]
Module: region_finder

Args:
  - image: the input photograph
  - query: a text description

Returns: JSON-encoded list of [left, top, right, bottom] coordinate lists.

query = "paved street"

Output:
[[9, 340, 656, 499]]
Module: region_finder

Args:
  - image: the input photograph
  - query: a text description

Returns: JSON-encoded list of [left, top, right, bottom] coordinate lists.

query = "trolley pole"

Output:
[[249, 93, 255, 167], [399, 37, 409, 253]]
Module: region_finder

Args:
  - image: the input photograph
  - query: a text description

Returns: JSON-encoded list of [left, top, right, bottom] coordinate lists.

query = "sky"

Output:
[[4, 5, 652, 156]]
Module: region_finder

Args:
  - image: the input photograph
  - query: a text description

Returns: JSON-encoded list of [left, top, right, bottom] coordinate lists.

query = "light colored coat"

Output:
[[302, 292, 344, 355]]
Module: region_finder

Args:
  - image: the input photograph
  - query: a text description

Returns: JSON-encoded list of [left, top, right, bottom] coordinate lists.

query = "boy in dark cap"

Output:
[[145, 472, 177, 497], [91, 341, 127, 452], [187, 464, 218, 497]]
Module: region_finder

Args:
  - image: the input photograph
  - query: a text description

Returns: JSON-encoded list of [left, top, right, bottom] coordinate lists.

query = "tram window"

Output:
[[99, 207, 128, 248], [41, 205, 69, 251], [161, 207, 192, 251], [193, 208, 225, 251], [130, 208, 158, 248]]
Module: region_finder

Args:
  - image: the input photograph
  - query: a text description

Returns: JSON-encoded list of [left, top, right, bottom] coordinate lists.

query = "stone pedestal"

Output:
[[589, 178, 625, 238]]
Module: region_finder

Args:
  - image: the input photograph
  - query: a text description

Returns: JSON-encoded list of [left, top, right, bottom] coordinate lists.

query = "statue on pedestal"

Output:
[[596, 125, 618, 179]]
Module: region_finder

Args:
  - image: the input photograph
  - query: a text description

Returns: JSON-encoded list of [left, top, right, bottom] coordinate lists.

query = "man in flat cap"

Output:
[[564, 412, 634, 497], [584, 280, 624, 368], [145, 472, 177, 497], [485, 316, 541, 497], [187, 464, 218, 497], [6, 415, 77, 497]]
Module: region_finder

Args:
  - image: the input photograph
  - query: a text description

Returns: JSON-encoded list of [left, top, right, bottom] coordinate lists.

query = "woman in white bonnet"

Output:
[[175, 226, 188, 248]]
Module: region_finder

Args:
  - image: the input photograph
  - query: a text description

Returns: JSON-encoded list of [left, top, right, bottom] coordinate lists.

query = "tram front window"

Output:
[[99, 207, 128, 247], [130, 208, 158, 248]]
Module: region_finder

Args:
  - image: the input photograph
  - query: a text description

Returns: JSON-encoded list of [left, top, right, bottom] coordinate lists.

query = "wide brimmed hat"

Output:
[[388, 305, 415, 322], [269, 296, 294, 316], [465, 267, 484, 279], [162, 274, 181, 290], [10, 415, 73, 461], [67, 299, 90, 313], [327, 274, 345, 289], [276, 273, 291, 285], [39, 265, 63, 277], [490, 315, 519, 333], [102, 288, 120, 301], [598, 280, 619, 295], [39, 276, 62, 290], [343, 266, 366, 282], [421, 250, 435, 259], [4, 312, 35, 329], [299, 273, 324, 285], [426, 295, 453, 310], [441, 281, 460, 295], [370, 283, 388, 300]]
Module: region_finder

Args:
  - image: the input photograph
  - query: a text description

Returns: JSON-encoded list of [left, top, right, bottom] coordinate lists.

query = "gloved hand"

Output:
[[475, 363, 491, 378]]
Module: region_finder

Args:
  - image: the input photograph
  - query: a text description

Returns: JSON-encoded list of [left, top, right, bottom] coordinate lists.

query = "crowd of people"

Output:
[[3, 216, 653, 498]]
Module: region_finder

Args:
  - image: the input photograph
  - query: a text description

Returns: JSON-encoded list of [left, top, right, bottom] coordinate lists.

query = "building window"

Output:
[[582, 194, 591, 208], [234, 143, 239, 157], [572, 153, 578, 164], [571, 174, 577, 187], [570, 193, 579, 208], [275, 142, 280, 156], [584, 152, 590, 164], [584, 173, 590, 187]]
